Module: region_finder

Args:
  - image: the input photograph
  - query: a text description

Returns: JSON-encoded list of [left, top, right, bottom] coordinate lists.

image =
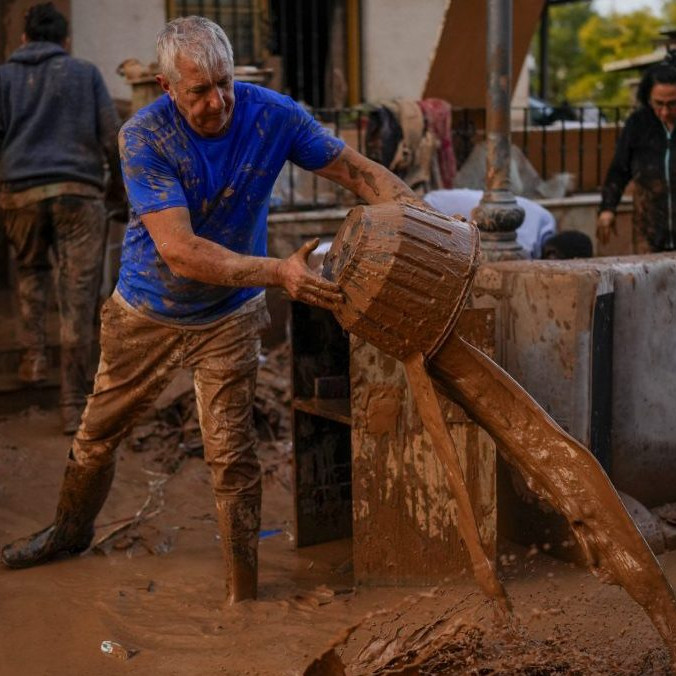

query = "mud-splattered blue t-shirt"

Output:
[[117, 82, 344, 324]]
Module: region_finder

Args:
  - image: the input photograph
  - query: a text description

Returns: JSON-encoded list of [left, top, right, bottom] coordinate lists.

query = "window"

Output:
[[167, 0, 269, 66]]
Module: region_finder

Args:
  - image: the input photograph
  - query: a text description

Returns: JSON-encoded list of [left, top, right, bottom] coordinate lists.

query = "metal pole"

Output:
[[539, 3, 549, 102], [471, 0, 527, 261], [346, 0, 362, 106]]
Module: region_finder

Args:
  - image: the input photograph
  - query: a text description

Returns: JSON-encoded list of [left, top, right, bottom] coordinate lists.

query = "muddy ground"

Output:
[[1, 357, 675, 675]]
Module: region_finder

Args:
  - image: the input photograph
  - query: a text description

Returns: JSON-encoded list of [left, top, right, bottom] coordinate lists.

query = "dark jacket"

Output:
[[0, 41, 120, 193], [600, 106, 676, 252]]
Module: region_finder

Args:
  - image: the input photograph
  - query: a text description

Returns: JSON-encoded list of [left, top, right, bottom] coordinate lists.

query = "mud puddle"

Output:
[[1, 404, 675, 675]]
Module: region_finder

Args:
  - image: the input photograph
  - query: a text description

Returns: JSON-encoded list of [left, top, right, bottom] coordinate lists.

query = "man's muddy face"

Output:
[[161, 55, 235, 138]]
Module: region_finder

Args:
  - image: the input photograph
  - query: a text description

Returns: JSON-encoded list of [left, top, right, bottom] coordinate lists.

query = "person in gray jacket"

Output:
[[0, 2, 123, 434]]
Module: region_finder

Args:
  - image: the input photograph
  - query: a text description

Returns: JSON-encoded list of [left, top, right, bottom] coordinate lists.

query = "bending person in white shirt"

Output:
[[424, 188, 556, 259]]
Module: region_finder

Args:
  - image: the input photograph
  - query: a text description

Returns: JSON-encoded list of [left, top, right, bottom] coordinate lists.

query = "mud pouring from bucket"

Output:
[[322, 201, 676, 663]]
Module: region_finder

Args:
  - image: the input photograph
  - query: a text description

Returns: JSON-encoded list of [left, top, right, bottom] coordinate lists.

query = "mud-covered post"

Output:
[[471, 0, 527, 261]]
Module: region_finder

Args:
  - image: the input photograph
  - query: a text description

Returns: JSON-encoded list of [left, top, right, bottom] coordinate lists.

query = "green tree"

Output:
[[570, 10, 661, 105], [662, 0, 676, 26], [531, 2, 595, 103], [531, 4, 661, 106]]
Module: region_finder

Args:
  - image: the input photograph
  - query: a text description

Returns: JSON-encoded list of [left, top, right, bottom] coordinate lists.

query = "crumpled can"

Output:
[[100, 640, 138, 660]]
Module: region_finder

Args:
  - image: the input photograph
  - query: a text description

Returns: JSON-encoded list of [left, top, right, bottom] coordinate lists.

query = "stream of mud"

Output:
[[323, 201, 676, 667], [431, 333, 676, 664]]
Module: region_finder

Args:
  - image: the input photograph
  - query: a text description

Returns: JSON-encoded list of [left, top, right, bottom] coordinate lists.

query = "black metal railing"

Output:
[[169, 0, 263, 65], [269, 0, 338, 108], [270, 105, 635, 212]]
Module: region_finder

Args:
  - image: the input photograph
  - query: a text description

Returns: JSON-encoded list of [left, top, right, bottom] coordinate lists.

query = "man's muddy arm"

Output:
[[141, 207, 343, 310], [315, 145, 425, 207]]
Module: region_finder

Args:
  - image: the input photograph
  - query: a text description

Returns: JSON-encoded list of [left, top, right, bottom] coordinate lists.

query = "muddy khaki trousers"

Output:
[[73, 291, 270, 601], [3, 195, 106, 412]]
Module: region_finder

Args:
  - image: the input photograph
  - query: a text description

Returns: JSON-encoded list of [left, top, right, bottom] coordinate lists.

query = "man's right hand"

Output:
[[597, 210, 616, 246], [277, 238, 344, 311]]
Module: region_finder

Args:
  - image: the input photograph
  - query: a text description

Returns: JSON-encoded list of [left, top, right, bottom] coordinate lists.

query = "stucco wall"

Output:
[[361, 0, 449, 101], [473, 254, 676, 509], [70, 0, 165, 101]]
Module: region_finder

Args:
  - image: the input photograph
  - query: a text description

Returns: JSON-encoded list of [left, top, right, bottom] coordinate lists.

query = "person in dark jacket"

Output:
[[598, 55, 676, 253], [0, 3, 123, 434]]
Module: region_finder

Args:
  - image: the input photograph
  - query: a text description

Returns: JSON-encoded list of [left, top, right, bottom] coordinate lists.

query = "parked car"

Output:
[[527, 96, 607, 127], [527, 95, 557, 125]]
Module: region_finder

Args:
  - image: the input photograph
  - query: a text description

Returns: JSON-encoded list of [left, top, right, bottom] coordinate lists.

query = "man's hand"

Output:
[[277, 238, 344, 310], [597, 210, 616, 246], [143, 208, 343, 302]]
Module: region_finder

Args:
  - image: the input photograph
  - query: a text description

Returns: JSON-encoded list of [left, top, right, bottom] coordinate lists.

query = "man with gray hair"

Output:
[[2, 16, 420, 604]]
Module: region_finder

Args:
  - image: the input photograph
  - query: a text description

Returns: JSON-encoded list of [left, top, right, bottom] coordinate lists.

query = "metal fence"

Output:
[[168, 0, 264, 65], [270, 105, 634, 212], [455, 105, 633, 178], [269, 0, 337, 108]]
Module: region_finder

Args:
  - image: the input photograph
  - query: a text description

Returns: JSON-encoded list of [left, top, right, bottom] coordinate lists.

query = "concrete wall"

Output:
[[471, 261, 610, 449], [351, 310, 497, 585], [424, 0, 544, 107], [361, 0, 538, 104], [361, 0, 449, 101], [70, 0, 165, 101], [472, 254, 676, 509], [610, 256, 676, 506]]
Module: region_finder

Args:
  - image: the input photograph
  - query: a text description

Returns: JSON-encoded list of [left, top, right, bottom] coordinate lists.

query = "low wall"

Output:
[[472, 254, 676, 509]]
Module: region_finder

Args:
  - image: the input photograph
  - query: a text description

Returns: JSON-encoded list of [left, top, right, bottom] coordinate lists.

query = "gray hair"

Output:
[[157, 16, 234, 83]]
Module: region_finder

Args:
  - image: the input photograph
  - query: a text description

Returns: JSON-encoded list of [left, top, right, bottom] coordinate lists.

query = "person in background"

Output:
[[541, 230, 593, 260], [598, 53, 676, 253], [424, 188, 556, 259], [0, 2, 124, 434], [1, 16, 422, 607]]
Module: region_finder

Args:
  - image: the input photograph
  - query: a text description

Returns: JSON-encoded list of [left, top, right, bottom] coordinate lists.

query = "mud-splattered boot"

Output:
[[59, 346, 90, 435], [215, 495, 261, 603], [1, 452, 114, 569]]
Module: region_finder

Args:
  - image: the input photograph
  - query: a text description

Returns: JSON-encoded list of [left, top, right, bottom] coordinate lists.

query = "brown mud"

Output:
[[323, 201, 676, 667], [1, 206, 674, 672], [432, 333, 676, 663], [404, 352, 509, 614], [1, 405, 675, 674]]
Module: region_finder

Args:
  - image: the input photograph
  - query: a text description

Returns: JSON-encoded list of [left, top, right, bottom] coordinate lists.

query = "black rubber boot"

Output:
[[1, 453, 114, 569], [215, 495, 261, 603]]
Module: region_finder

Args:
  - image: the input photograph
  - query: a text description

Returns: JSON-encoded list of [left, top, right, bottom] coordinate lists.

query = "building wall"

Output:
[[70, 0, 165, 101], [1, 0, 70, 62], [424, 0, 544, 107], [361, 0, 449, 101]]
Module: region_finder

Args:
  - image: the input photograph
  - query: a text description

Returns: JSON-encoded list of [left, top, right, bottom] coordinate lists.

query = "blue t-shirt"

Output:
[[117, 82, 345, 324]]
